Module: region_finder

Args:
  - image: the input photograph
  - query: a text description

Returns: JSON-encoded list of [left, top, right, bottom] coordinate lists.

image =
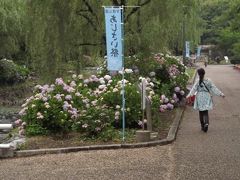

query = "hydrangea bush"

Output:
[[16, 70, 141, 139], [16, 53, 189, 140], [126, 53, 189, 113]]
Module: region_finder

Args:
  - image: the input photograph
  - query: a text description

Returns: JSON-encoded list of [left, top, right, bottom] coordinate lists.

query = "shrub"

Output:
[[230, 57, 240, 64], [102, 78, 141, 128], [17, 71, 142, 139], [0, 59, 29, 84], [16, 53, 189, 140]]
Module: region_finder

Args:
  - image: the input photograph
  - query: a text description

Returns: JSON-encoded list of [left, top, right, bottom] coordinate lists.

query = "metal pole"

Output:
[[103, 5, 140, 141], [121, 6, 125, 141]]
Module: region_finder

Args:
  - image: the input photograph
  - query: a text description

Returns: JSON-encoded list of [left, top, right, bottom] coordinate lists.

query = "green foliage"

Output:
[[101, 75, 142, 128], [0, 0, 27, 62], [18, 71, 142, 139], [230, 55, 240, 64], [0, 59, 29, 84], [15, 52, 189, 141], [201, 0, 229, 44], [201, 0, 240, 63], [97, 126, 118, 142], [0, 0, 203, 80], [25, 124, 48, 136]]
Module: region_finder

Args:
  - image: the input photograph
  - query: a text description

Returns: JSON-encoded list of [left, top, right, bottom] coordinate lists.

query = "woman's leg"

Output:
[[203, 110, 209, 132], [199, 111, 204, 130], [203, 110, 209, 125]]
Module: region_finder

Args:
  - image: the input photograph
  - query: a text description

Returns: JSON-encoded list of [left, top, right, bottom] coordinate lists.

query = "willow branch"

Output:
[[125, 0, 151, 22], [76, 13, 98, 32]]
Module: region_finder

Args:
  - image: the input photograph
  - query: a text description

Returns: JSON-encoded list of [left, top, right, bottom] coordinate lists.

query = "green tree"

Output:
[[201, 0, 240, 63], [0, 0, 26, 63], [0, 0, 203, 81]]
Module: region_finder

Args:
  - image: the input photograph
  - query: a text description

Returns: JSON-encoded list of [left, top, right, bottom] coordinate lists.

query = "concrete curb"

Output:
[[15, 108, 185, 158]]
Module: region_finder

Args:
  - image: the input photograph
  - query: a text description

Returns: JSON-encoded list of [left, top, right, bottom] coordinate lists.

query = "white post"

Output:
[[0, 144, 11, 148], [0, 124, 13, 130], [141, 78, 146, 130]]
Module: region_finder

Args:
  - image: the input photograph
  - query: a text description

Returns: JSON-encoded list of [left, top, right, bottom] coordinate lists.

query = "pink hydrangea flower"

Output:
[[15, 119, 22, 126], [95, 127, 101, 132], [172, 93, 177, 99], [37, 112, 44, 119], [65, 95, 72, 101], [75, 92, 81, 97], [161, 95, 166, 100], [70, 81, 76, 87], [174, 87, 180, 92], [159, 107, 165, 112], [82, 123, 88, 128], [180, 90, 185, 96], [55, 78, 64, 85], [19, 129, 25, 136], [22, 122, 27, 127], [164, 98, 169, 103], [138, 120, 143, 126], [159, 104, 168, 112], [104, 75, 111, 81], [54, 94, 62, 101], [84, 79, 89, 84]]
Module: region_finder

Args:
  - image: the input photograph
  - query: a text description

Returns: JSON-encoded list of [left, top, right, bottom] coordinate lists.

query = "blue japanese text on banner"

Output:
[[185, 41, 190, 58], [104, 7, 123, 71], [197, 46, 201, 57]]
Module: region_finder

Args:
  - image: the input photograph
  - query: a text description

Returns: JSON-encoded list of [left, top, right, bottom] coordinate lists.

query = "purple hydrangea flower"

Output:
[[166, 103, 174, 110]]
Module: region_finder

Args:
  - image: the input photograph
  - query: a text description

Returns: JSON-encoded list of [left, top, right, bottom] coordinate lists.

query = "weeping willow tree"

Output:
[[0, 0, 26, 61], [127, 0, 202, 55], [25, 0, 203, 80], [26, 0, 104, 80]]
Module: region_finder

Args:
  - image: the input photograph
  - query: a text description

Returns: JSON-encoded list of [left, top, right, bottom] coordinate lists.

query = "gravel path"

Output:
[[0, 146, 174, 180], [1, 65, 240, 180]]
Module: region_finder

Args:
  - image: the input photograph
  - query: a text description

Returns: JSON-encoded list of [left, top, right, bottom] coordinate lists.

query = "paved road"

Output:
[[0, 65, 240, 180], [172, 65, 240, 179]]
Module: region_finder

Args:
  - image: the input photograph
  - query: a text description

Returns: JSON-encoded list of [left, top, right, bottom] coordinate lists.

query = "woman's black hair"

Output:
[[197, 68, 205, 87]]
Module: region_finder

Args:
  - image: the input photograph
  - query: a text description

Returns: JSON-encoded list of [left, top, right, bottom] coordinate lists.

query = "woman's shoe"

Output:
[[203, 124, 208, 132]]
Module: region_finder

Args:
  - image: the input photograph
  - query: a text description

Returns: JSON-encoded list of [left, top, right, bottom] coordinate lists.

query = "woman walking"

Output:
[[186, 68, 225, 132]]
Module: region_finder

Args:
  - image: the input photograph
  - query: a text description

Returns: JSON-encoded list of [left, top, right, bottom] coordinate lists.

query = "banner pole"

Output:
[[103, 5, 140, 142], [121, 5, 125, 141]]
